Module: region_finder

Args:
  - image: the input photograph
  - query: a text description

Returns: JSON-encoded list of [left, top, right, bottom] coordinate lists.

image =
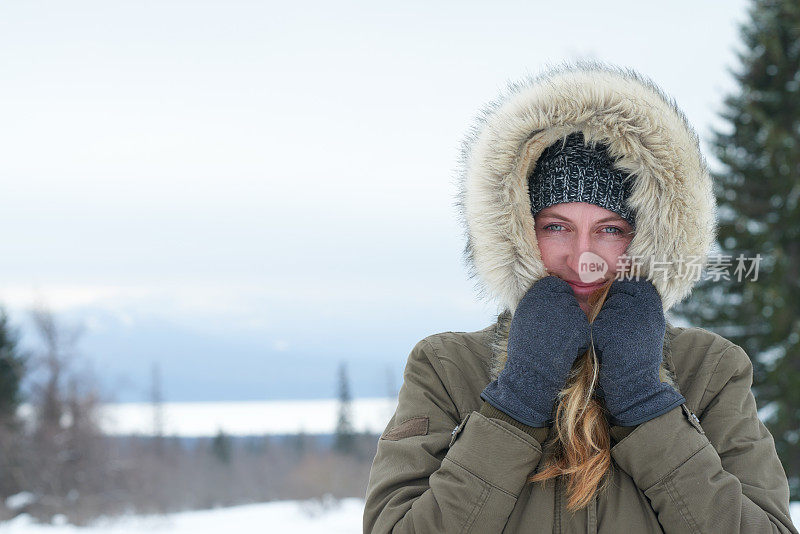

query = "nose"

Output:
[[566, 229, 594, 277]]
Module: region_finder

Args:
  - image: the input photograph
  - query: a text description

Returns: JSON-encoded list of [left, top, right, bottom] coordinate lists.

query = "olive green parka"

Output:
[[363, 61, 798, 534]]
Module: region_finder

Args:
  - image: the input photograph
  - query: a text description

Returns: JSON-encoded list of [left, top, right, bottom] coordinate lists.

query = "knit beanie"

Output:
[[528, 131, 636, 228]]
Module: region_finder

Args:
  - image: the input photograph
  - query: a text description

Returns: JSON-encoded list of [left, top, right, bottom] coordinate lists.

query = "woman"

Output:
[[362, 62, 797, 533]]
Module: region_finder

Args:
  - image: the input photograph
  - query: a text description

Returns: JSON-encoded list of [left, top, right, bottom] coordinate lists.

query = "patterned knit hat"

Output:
[[528, 131, 636, 228]]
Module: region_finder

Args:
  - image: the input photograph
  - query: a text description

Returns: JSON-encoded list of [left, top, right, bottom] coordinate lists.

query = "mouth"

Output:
[[566, 279, 606, 288], [565, 279, 609, 294]]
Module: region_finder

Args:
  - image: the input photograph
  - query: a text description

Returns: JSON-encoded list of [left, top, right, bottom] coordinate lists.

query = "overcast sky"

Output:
[[0, 0, 751, 401]]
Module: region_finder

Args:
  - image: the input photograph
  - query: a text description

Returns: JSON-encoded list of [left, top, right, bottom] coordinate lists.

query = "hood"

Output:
[[456, 60, 717, 380]]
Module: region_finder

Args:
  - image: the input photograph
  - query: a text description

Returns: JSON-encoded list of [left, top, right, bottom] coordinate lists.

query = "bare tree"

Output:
[[150, 362, 164, 457], [333, 362, 355, 455], [19, 304, 111, 524], [28, 304, 85, 436]]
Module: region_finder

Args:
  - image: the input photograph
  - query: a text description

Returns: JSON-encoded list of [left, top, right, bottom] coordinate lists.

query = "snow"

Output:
[[5, 493, 37, 511], [18, 398, 399, 437], [4, 497, 365, 533], [3, 499, 799, 531]]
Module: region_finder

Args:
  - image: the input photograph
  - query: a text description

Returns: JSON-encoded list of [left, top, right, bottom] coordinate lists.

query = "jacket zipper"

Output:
[[681, 403, 705, 435], [554, 475, 562, 534], [587, 492, 597, 534]]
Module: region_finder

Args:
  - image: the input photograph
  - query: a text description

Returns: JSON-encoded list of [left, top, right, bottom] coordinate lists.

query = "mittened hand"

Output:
[[591, 276, 685, 426], [481, 275, 591, 427]]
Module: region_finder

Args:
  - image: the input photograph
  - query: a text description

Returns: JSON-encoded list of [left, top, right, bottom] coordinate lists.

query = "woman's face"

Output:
[[534, 202, 634, 315]]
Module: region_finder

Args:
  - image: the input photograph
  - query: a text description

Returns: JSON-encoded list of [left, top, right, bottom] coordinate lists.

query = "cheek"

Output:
[[601, 238, 633, 272], [534, 233, 561, 269]]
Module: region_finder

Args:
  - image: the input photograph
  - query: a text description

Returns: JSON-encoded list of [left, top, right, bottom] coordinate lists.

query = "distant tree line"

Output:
[[0, 305, 382, 526]]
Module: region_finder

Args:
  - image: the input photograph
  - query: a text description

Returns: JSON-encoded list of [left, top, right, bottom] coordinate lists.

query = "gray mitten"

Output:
[[592, 276, 686, 426], [481, 276, 591, 427]]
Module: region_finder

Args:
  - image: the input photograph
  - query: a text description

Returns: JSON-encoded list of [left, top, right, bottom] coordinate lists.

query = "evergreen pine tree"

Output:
[[333, 361, 356, 455], [672, 0, 800, 498], [0, 306, 27, 498], [0, 307, 26, 423], [211, 428, 232, 464]]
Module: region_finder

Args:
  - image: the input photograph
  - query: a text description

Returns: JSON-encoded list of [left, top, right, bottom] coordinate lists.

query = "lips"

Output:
[[565, 279, 609, 296], [566, 280, 605, 288]]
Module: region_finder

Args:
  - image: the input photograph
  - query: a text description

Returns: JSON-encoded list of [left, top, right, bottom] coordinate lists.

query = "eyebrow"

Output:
[[541, 212, 625, 224]]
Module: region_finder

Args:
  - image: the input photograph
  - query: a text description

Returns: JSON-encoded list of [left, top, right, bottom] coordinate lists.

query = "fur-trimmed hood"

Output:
[[456, 61, 717, 381]]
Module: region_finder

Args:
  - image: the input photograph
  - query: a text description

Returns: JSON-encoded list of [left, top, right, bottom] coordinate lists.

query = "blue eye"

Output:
[[541, 224, 626, 235]]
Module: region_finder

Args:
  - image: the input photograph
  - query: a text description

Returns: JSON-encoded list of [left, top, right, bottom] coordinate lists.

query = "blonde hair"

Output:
[[527, 278, 615, 511]]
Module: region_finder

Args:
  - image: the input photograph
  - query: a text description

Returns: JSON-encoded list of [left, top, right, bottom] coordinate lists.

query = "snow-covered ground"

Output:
[[4, 497, 364, 533], [18, 398, 399, 437], [3, 499, 799, 532]]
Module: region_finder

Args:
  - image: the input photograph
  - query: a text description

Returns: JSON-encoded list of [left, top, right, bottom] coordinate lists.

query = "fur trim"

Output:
[[457, 60, 716, 378], [456, 60, 716, 313]]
